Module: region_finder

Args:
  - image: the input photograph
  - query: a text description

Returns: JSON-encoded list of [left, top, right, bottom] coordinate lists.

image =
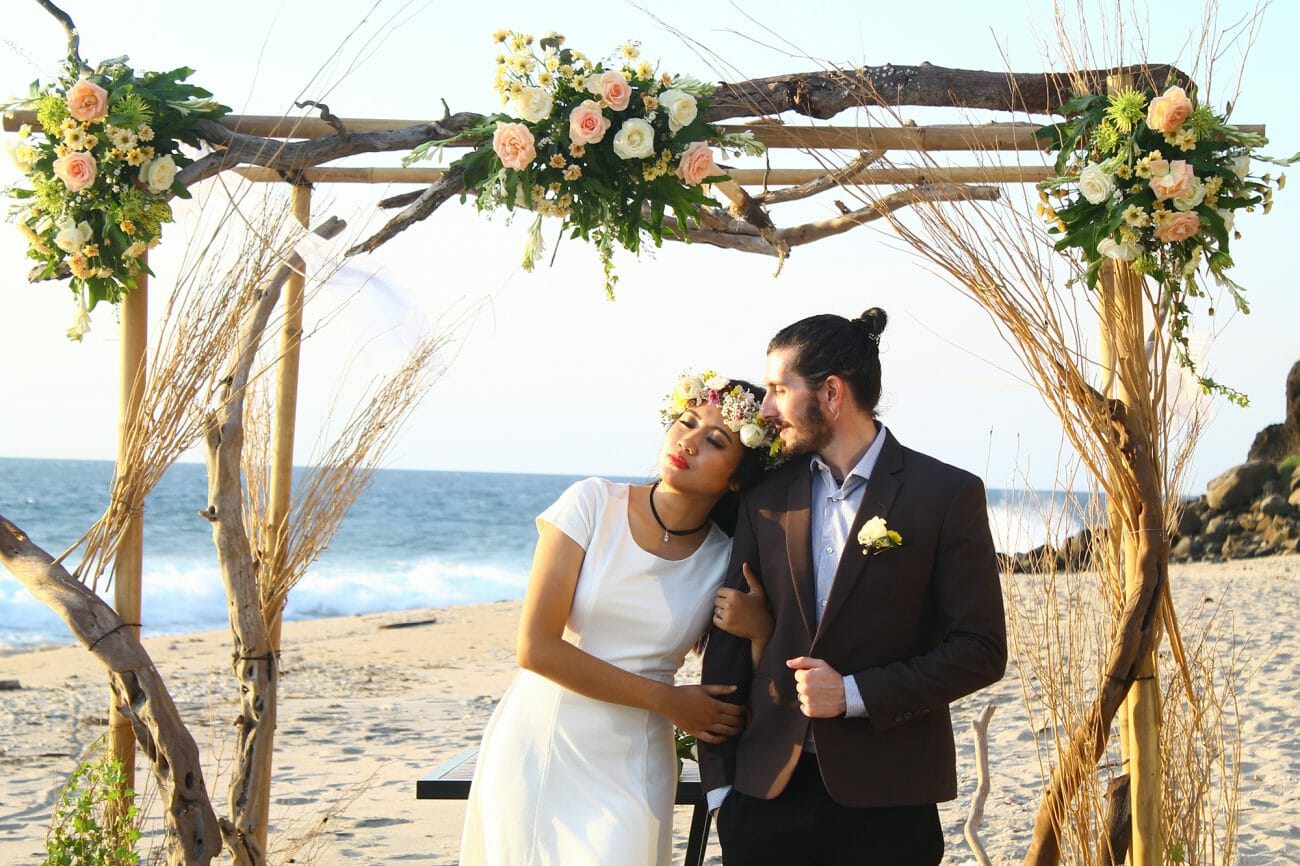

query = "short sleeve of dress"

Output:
[[536, 477, 606, 550]]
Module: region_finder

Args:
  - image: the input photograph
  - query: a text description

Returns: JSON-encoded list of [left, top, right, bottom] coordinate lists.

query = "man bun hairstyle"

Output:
[[768, 307, 888, 414]]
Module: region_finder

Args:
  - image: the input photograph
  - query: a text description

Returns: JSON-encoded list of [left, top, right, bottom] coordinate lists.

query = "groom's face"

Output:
[[760, 347, 833, 457]]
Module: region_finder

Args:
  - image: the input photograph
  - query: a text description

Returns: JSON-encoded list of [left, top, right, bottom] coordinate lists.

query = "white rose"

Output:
[[858, 516, 888, 547], [514, 87, 553, 123], [1097, 237, 1140, 261], [704, 374, 729, 391], [680, 378, 703, 401], [1078, 163, 1115, 205], [739, 423, 765, 448], [657, 88, 698, 133], [1217, 208, 1235, 233], [585, 71, 607, 97], [1172, 177, 1206, 212], [138, 154, 178, 193], [1233, 155, 1251, 180], [54, 218, 93, 254], [612, 118, 655, 160]]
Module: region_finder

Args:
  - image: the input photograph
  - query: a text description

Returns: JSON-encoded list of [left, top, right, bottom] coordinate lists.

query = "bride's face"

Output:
[[658, 402, 746, 497]]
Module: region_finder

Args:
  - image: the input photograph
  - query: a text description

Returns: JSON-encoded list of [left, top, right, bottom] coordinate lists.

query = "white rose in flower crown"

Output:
[[679, 377, 703, 401], [1097, 237, 1140, 261], [53, 217, 93, 254], [1172, 177, 1206, 212], [704, 374, 729, 392], [138, 154, 178, 193], [657, 88, 698, 133], [739, 423, 765, 449], [1078, 163, 1115, 205], [514, 86, 554, 123], [612, 118, 656, 160]]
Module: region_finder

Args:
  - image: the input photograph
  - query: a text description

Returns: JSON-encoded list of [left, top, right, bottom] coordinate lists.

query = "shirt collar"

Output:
[[810, 423, 888, 488]]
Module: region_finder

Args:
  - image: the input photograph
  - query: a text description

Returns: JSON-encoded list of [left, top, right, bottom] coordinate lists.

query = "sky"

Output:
[[1, 0, 1297, 494]]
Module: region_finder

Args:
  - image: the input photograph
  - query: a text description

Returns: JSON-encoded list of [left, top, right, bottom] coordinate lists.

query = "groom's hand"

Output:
[[786, 657, 847, 718]]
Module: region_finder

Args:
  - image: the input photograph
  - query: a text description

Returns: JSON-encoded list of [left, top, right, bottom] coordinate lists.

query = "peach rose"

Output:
[[596, 71, 632, 111], [569, 100, 611, 145], [66, 78, 109, 124], [492, 122, 537, 171], [1154, 211, 1201, 243], [1148, 159, 1194, 201], [1146, 85, 1192, 135], [677, 141, 719, 186], [52, 150, 98, 191]]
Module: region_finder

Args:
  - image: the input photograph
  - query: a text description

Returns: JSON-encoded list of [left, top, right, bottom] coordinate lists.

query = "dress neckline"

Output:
[[618, 482, 720, 563]]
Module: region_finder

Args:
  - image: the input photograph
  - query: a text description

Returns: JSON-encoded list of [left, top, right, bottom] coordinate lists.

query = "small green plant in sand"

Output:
[[42, 747, 141, 866], [1278, 453, 1300, 481]]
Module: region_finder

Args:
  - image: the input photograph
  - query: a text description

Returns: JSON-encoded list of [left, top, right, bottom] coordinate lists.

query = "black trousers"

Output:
[[716, 755, 943, 866]]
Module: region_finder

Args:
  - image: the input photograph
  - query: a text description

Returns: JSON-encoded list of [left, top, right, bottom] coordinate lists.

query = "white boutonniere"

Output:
[[857, 516, 902, 554]]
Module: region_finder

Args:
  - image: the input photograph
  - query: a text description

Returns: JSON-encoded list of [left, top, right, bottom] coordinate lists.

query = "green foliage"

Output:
[[673, 728, 697, 776], [42, 748, 141, 866], [1278, 454, 1300, 481]]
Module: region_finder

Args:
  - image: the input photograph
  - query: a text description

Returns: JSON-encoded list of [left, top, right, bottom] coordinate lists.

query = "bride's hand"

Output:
[[659, 684, 744, 744], [713, 563, 772, 642]]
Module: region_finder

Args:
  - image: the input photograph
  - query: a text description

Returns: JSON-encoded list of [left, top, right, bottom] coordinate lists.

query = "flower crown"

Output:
[[660, 370, 784, 466]]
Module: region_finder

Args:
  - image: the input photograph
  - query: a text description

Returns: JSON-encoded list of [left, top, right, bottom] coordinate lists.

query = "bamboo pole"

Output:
[[251, 183, 312, 854], [109, 258, 147, 812], [232, 165, 1055, 187]]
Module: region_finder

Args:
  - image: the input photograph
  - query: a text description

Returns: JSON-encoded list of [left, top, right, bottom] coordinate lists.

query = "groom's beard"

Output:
[[780, 400, 834, 457]]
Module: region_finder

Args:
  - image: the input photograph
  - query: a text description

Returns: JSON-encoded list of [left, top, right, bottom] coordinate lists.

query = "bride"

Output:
[[458, 371, 780, 866]]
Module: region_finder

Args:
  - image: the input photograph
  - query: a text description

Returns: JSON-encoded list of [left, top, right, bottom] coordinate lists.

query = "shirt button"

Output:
[[824, 545, 834, 555]]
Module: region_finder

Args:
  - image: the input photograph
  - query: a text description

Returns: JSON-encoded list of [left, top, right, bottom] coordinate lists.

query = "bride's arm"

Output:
[[517, 524, 744, 743], [711, 563, 773, 669]]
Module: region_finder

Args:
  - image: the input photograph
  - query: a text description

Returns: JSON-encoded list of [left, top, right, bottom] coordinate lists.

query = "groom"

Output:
[[700, 309, 1007, 865]]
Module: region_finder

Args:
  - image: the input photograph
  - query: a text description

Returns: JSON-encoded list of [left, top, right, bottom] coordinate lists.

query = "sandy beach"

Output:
[[2, 556, 1297, 865]]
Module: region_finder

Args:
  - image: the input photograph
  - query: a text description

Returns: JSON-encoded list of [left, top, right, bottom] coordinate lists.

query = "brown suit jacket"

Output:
[[699, 430, 1007, 808]]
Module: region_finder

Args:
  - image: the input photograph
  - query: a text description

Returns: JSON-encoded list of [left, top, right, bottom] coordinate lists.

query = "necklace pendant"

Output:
[[663, 530, 671, 543]]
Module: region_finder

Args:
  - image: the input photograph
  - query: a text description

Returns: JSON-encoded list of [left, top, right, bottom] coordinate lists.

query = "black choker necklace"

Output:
[[648, 481, 710, 543]]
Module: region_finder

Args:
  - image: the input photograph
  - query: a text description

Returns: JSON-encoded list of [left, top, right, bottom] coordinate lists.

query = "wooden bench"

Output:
[[417, 748, 714, 866]]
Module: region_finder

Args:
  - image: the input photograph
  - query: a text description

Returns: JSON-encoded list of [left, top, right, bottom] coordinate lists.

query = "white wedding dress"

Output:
[[459, 478, 729, 866]]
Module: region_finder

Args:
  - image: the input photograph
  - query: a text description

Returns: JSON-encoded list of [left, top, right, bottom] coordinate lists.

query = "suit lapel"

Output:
[[783, 460, 817, 639], [815, 433, 905, 641]]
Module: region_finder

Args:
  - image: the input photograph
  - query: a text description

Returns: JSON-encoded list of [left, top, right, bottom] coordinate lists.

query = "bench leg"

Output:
[[683, 800, 712, 866]]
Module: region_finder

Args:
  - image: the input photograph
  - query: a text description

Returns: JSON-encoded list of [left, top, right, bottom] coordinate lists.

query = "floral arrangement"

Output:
[[1035, 81, 1291, 404], [661, 369, 783, 466], [407, 31, 764, 297], [857, 516, 902, 555], [4, 56, 228, 339]]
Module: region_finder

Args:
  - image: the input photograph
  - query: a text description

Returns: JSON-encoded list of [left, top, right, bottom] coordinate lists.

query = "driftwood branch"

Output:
[[346, 167, 466, 256], [292, 100, 347, 139], [1097, 774, 1132, 866], [964, 704, 997, 866], [35, 0, 85, 71], [204, 215, 345, 866], [702, 63, 1192, 122], [753, 150, 884, 205], [0, 515, 222, 866]]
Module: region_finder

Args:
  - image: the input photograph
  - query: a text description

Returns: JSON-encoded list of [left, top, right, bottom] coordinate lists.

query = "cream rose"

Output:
[[5, 140, 36, 173], [1097, 237, 1140, 261], [1146, 85, 1192, 135], [680, 377, 703, 401], [1217, 208, 1236, 233], [568, 100, 611, 145], [677, 141, 719, 186], [1172, 177, 1206, 212], [657, 88, 698, 133], [492, 122, 537, 171], [514, 87, 553, 123], [858, 516, 889, 546], [739, 423, 765, 449], [137, 154, 178, 193], [53, 217, 93, 254], [66, 78, 109, 124], [1233, 155, 1251, 181], [612, 118, 655, 160], [52, 150, 97, 191], [1148, 159, 1194, 201], [1154, 211, 1201, 243], [1078, 163, 1115, 205], [704, 374, 729, 392]]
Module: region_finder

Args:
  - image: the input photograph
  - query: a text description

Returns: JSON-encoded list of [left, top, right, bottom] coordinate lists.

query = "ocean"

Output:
[[0, 457, 1086, 650]]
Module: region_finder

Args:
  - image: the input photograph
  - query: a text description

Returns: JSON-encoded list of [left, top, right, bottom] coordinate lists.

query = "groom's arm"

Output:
[[698, 494, 761, 795], [849, 473, 1007, 730]]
